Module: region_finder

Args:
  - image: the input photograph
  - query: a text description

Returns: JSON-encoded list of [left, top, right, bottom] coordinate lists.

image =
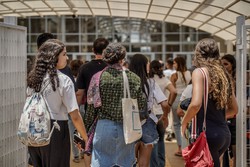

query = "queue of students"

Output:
[[25, 34, 238, 167]]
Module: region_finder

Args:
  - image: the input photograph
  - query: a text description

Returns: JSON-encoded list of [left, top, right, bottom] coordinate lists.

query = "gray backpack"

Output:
[[17, 81, 60, 147]]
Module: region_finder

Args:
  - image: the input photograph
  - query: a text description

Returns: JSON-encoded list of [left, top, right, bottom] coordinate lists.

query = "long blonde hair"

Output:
[[194, 38, 233, 109]]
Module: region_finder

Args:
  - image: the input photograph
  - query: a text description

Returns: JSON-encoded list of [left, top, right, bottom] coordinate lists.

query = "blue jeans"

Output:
[[91, 119, 136, 167], [68, 118, 79, 158], [150, 115, 165, 167], [141, 117, 159, 145], [172, 94, 182, 147]]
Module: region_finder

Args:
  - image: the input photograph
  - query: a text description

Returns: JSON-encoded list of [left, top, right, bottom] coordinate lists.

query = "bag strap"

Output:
[[199, 68, 208, 131], [40, 79, 50, 94], [123, 70, 131, 98], [191, 68, 208, 140]]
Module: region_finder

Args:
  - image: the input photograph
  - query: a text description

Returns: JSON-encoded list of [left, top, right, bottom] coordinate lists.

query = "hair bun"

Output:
[[103, 43, 126, 64]]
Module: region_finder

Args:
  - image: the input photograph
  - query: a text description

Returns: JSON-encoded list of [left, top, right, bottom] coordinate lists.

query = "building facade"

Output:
[[17, 15, 229, 63]]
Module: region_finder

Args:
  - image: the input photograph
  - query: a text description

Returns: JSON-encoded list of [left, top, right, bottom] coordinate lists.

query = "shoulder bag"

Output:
[[182, 68, 214, 167], [122, 70, 142, 144]]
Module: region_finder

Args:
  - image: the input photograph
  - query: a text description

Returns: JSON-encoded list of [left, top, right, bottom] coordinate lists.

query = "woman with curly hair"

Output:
[[181, 38, 238, 167], [27, 39, 88, 167]]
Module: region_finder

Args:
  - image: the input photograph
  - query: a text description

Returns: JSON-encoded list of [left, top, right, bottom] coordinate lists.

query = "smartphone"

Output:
[[73, 133, 85, 150]]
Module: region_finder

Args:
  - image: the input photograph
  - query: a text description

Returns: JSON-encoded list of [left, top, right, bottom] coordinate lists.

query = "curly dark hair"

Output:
[[149, 60, 164, 78], [194, 38, 233, 109], [27, 39, 65, 92]]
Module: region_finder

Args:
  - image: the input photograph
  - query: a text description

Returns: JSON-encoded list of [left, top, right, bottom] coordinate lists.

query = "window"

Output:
[[31, 18, 45, 33]]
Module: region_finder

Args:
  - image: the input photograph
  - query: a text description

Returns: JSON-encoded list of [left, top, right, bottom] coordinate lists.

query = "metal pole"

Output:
[[236, 15, 246, 167]]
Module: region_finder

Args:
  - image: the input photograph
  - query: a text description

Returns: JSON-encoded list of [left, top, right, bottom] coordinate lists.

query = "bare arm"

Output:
[[166, 83, 177, 106], [160, 100, 171, 117], [226, 92, 238, 118], [159, 100, 170, 129], [69, 109, 88, 142], [170, 73, 177, 88], [181, 69, 204, 128], [76, 89, 84, 105]]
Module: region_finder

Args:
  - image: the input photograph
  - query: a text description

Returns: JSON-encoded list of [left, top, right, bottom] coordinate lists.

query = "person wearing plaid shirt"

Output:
[[87, 43, 146, 167]]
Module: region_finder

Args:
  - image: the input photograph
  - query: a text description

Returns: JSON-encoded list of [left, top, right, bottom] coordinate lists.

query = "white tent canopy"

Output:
[[0, 0, 250, 40]]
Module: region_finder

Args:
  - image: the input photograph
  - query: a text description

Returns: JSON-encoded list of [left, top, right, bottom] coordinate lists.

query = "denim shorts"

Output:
[[141, 117, 159, 145], [91, 119, 136, 167]]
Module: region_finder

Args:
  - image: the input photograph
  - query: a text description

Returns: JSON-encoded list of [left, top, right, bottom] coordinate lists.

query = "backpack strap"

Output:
[[40, 79, 50, 94], [40, 79, 61, 135]]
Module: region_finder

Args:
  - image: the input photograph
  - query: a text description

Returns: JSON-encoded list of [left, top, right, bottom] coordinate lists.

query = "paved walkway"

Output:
[[70, 140, 184, 167]]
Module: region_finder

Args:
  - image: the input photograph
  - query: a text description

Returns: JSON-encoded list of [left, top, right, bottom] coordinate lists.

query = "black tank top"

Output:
[[196, 95, 228, 134]]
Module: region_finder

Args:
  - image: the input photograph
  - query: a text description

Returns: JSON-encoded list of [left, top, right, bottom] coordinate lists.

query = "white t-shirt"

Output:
[[163, 69, 176, 80], [151, 75, 171, 115], [180, 84, 192, 102], [27, 71, 79, 120], [146, 78, 167, 123]]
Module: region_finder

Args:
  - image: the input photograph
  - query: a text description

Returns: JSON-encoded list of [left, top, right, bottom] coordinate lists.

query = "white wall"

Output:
[[0, 22, 27, 167]]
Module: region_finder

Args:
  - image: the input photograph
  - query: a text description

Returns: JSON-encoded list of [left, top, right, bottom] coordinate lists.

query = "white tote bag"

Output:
[[122, 71, 142, 144]]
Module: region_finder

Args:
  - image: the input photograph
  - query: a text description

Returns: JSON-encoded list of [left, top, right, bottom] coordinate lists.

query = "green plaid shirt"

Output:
[[84, 68, 145, 129]]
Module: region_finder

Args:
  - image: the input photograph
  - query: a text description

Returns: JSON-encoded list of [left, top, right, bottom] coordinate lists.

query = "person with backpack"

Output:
[[26, 39, 88, 167]]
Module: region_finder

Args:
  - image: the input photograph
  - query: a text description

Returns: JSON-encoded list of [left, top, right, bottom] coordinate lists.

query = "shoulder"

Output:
[[127, 70, 141, 83], [171, 72, 177, 79], [192, 68, 205, 82], [148, 78, 157, 88], [58, 70, 74, 86]]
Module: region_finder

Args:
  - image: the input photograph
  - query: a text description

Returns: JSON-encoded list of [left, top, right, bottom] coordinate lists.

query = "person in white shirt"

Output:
[[164, 58, 176, 80], [27, 39, 88, 167], [163, 58, 176, 139], [149, 60, 177, 167]]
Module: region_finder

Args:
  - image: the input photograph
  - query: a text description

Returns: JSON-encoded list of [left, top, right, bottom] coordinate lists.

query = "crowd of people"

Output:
[[26, 33, 238, 167]]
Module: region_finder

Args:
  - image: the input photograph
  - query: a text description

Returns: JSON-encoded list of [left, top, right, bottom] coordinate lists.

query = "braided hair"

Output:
[[194, 38, 233, 109], [27, 39, 65, 92]]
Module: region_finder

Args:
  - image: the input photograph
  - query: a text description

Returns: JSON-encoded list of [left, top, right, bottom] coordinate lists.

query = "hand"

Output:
[[181, 123, 188, 139], [177, 108, 185, 117], [76, 142, 84, 151], [159, 115, 169, 129]]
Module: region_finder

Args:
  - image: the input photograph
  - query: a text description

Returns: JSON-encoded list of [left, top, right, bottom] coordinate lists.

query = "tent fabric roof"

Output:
[[0, 0, 250, 40]]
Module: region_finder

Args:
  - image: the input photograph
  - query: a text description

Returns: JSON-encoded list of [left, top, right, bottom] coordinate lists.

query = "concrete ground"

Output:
[[70, 139, 185, 167]]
